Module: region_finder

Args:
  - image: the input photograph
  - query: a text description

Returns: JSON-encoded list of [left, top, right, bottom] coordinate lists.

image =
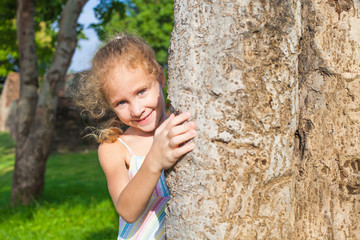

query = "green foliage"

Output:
[[0, 132, 118, 239], [93, 0, 126, 28], [0, 133, 15, 177], [0, 0, 18, 77], [0, 0, 86, 79], [91, 0, 174, 67], [0, 0, 174, 78], [33, 0, 86, 77]]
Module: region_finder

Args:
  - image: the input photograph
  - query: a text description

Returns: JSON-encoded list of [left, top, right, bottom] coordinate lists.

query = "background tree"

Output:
[[166, 0, 360, 239], [12, 0, 88, 205], [0, 0, 82, 93]]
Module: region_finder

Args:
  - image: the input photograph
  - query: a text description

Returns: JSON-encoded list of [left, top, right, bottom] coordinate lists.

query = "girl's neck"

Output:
[[120, 110, 166, 156]]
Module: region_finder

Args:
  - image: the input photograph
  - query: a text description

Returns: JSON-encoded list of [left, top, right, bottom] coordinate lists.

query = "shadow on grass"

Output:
[[0, 132, 118, 238], [0, 152, 109, 213], [84, 227, 118, 240]]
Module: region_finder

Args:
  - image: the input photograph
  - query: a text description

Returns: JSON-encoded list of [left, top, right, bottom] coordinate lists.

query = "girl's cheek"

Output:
[[115, 109, 128, 120]]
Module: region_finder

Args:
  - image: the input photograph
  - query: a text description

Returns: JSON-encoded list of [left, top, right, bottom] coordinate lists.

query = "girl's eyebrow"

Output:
[[111, 96, 123, 107], [133, 81, 152, 94], [110, 90, 126, 107]]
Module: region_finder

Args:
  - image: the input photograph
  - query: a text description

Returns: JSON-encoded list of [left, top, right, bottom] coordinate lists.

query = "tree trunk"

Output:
[[11, 0, 88, 205], [166, 0, 360, 239], [166, 0, 301, 238], [15, 0, 38, 143], [295, 0, 360, 239]]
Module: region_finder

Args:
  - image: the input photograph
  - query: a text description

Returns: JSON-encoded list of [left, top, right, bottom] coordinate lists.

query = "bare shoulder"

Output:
[[98, 139, 129, 170], [97, 139, 132, 204], [98, 140, 122, 159]]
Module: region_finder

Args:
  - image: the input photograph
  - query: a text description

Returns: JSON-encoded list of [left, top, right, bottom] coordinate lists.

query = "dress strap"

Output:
[[118, 138, 133, 155]]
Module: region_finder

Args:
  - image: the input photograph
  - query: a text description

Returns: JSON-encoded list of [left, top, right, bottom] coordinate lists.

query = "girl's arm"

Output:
[[98, 141, 162, 223], [98, 112, 196, 223]]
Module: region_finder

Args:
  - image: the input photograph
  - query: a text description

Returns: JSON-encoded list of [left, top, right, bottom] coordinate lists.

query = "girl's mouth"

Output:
[[135, 111, 153, 125]]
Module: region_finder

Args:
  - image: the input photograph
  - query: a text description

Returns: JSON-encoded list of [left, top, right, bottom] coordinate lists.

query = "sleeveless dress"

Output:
[[117, 138, 170, 240]]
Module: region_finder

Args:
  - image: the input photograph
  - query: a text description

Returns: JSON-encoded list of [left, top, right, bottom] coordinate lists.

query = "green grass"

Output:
[[0, 132, 118, 240]]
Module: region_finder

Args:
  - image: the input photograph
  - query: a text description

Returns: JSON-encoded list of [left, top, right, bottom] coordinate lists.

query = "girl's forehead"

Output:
[[109, 59, 147, 75], [106, 64, 156, 89], [114, 64, 151, 80], [102, 58, 159, 93]]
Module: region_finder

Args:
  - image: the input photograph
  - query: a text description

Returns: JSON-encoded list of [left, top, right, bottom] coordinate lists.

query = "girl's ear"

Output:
[[158, 67, 166, 88]]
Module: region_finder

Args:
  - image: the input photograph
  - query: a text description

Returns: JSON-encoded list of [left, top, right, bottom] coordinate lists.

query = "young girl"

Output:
[[75, 33, 196, 239]]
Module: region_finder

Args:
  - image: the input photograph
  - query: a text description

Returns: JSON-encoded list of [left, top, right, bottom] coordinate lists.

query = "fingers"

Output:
[[168, 121, 196, 138], [166, 112, 192, 129], [169, 129, 196, 148], [173, 141, 196, 159], [166, 112, 196, 149], [154, 111, 197, 167], [163, 113, 175, 125], [156, 113, 175, 134]]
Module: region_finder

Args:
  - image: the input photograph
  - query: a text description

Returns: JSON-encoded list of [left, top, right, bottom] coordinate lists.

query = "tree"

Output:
[[166, 0, 360, 239], [11, 0, 88, 205], [295, 0, 360, 238], [0, 0, 82, 83]]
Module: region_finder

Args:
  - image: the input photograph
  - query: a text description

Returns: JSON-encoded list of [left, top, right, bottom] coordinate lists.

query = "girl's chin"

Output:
[[133, 125, 157, 135]]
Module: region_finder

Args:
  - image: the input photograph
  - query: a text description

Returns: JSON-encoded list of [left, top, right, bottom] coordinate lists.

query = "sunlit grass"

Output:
[[0, 132, 118, 240]]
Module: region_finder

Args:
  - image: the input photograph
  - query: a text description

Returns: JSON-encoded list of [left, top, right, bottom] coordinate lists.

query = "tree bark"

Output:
[[166, 0, 301, 239], [295, 0, 360, 239], [11, 0, 88, 205], [16, 0, 38, 142], [166, 0, 360, 239]]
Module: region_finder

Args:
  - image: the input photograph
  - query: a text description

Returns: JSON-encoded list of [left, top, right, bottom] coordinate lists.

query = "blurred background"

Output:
[[0, 0, 173, 238]]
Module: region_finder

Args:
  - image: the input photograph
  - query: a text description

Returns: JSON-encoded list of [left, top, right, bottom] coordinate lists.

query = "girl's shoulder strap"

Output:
[[117, 137, 133, 155]]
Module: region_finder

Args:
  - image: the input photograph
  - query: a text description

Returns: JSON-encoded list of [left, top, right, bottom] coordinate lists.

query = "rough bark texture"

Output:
[[16, 0, 38, 142], [166, 0, 360, 239], [166, 0, 301, 239], [11, 0, 88, 205], [295, 0, 360, 239]]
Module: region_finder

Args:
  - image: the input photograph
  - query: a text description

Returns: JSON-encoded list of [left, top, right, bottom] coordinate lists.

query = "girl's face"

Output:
[[105, 64, 166, 134]]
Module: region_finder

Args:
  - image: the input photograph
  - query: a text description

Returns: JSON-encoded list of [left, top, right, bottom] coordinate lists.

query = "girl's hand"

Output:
[[148, 112, 196, 172]]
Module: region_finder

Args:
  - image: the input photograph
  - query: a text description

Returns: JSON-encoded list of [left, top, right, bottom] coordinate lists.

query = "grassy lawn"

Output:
[[0, 132, 118, 240]]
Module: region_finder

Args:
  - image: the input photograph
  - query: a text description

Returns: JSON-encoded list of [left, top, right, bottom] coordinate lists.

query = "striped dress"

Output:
[[117, 138, 170, 240]]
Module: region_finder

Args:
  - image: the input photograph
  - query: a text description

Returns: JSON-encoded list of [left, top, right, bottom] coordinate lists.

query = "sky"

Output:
[[68, 0, 101, 73]]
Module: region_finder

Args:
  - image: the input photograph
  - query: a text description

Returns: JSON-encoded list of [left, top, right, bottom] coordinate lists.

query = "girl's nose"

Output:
[[130, 103, 145, 117]]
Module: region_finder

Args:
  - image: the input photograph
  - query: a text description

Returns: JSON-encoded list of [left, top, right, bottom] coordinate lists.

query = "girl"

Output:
[[75, 33, 196, 239]]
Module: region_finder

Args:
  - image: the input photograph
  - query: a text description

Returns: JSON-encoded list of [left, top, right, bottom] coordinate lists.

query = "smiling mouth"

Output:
[[134, 111, 153, 125]]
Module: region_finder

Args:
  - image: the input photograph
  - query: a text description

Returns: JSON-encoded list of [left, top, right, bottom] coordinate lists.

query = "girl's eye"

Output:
[[138, 89, 146, 95], [118, 100, 127, 106]]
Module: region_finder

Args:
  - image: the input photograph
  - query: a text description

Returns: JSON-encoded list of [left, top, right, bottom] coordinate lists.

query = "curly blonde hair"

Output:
[[74, 33, 162, 143]]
